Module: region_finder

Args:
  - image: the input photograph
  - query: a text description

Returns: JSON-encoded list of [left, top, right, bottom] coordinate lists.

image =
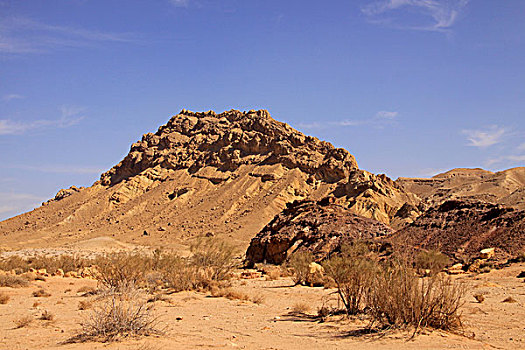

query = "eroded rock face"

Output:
[[390, 200, 525, 262], [100, 109, 359, 187], [245, 198, 394, 266]]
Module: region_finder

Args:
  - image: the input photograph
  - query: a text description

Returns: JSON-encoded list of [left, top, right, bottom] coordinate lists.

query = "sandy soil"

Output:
[[1, 263, 524, 350]]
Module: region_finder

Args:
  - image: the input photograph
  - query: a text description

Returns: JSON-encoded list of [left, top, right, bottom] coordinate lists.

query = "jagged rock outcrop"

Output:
[[0, 109, 417, 250], [389, 199, 525, 262], [44, 186, 84, 205], [245, 198, 394, 265]]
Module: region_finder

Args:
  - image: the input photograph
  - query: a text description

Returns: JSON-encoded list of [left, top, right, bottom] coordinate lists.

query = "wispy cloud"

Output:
[[0, 17, 135, 54], [362, 0, 469, 32], [2, 94, 24, 102], [7, 164, 104, 175], [298, 110, 399, 130], [170, 0, 189, 7], [462, 125, 506, 148], [0, 192, 46, 218], [517, 142, 525, 152], [0, 105, 85, 135]]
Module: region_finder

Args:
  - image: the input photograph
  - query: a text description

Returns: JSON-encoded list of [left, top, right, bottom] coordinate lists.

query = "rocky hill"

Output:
[[396, 167, 525, 211], [390, 199, 525, 262], [245, 198, 394, 266], [0, 109, 417, 250]]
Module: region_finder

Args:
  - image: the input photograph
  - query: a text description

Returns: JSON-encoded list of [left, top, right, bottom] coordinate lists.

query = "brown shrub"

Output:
[[415, 250, 450, 274], [32, 289, 51, 297], [68, 296, 161, 343], [14, 316, 33, 328], [78, 300, 94, 310], [39, 310, 54, 321], [0, 274, 29, 288], [94, 253, 150, 291], [189, 237, 237, 282], [292, 302, 311, 314], [288, 251, 314, 286], [366, 261, 465, 332], [323, 243, 377, 315], [0, 292, 10, 304]]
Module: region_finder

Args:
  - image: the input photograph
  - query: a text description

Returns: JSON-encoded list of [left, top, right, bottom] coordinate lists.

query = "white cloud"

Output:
[[362, 0, 469, 32], [0, 192, 46, 219], [0, 17, 135, 54], [375, 110, 398, 119], [297, 110, 398, 130], [462, 126, 505, 148], [170, 0, 189, 7], [7, 164, 104, 175], [0, 105, 85, 135], [517, 143, 525, 152], [2, 94, 24, 102], [507, 155, 525, 162]]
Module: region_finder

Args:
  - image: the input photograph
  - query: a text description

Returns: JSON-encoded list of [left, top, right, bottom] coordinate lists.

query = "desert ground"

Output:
[[1, 243, 524, 350]]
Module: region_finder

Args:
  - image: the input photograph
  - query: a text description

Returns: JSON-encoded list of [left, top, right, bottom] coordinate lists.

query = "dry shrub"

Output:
[[251, 293, 265, 304], [14, 316, 33, 328], [95, 253, 150, 291], [288, 251, 314, 286], [77, 286, 97, 296], [0, 292, 10, 304], [0, 255, 93, 274], [367, 262, 465, 332], [0, 273, 29, 288], [68, 296, 161, 343], [79, 300, 94, 310], [39, 310, 54, 321], [189, 237, 237, 281], [32, 289, 51, 297], [292, 302, 311, 314], [415, 250, 450, 274], [210, 287, 250, 302], [323, 242, 377, 315]]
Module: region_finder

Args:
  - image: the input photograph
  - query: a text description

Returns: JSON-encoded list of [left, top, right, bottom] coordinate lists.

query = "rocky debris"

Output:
[[390, 200, 525, 263], [245, 198, 394, 266], [44, 186, 84, 205]]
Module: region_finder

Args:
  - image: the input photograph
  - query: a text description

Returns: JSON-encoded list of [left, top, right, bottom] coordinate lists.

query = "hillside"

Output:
[[0, 109, 417, 250]]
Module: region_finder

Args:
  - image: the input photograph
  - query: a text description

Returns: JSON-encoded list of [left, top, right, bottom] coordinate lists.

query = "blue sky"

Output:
[[1, 0, 524, 220]]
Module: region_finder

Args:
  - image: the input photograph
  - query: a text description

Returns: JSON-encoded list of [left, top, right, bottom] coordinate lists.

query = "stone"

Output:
[[480, 248, 495, 259]]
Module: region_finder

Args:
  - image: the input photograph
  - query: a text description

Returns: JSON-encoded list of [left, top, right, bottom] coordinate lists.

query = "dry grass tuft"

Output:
[[292, 302, 311, 314], [0, 292, 10, 304], [0, 274, 29, 288], [14, 316, 33, 329], [39, 310, 54, 321], [78, 300, 94, 310], [251, 293, 265, 305], [32, 289, 51, 297], [210, 287, 250, 302], [68, 296, 162, 343]]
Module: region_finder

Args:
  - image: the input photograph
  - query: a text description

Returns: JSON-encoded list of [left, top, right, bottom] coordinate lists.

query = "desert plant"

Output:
[[32, 289, 51, 297], [366, 261, 465, 333], [68, 296, 161, 343], [79, 300, 94, 310], [292, 302, 311, 314], [95, 253, 150, 291], [0, 274, 29, 288], [14, 316, 33, 328], [415, 250, 450, 274], [189, 237, 237, 282], [288, 251, 314, 286], [0, 292, 10, 304], [39, 310, 54, 321], [322, 242, 378, 315]]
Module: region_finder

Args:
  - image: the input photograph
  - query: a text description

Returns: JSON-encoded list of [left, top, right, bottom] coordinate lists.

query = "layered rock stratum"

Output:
[[0, 109, 417, 250]]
